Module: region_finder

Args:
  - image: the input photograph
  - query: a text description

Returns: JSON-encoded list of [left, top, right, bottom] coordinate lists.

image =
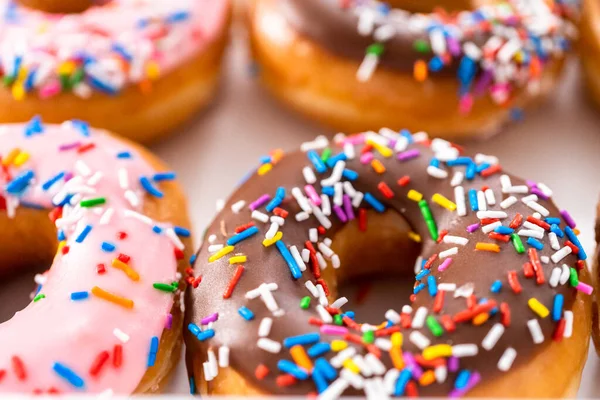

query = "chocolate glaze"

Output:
[[185, 135, 583, 396]]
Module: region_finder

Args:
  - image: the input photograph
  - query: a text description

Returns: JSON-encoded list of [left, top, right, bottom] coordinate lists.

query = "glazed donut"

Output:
[[249, 0, 577, 139], [0, 0, 231, 144], [580, 0, 600, 110], [185, 129, 593, 397], [0, 118, 192, 394]]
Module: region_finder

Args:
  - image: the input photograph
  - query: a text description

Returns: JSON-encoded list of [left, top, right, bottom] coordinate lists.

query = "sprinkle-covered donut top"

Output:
[[277, 0, 578, 112], [0, 0, 228, 99], [185, 129, 592, 398], [0, 118, 188, 394]]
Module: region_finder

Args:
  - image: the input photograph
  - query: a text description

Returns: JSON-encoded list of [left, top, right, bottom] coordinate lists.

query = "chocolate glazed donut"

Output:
[[248, 0, 577, 139], [185, 130, 592, 397]]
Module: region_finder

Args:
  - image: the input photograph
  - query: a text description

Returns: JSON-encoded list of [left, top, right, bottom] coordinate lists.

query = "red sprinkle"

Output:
[[436, 230, 448, 244], [273, 207, 289, 218], [507, 270, 522, 294], [440, 315, 456, 332], [433, 291, 445, 313], [61, 245, 70, 255], [397, 175, 411, 186], [308, 317, 323, 327], [316, 279, 330, 296], [255, 364, 269, 380], [317, 226, 326, 235], [377, 182, 394, 199], [117, 253, 130, 264], [276, 374, 297, 387], [480, 218, 500, 226], [553, 318, 566, 341], [366, 344, 381, 359], [344, 333, 363, 345], [174, 248, 185, 260], [11, 356, 26, 381], [406, 380, 419, 397], [528, 248, 545, 285], [223, 265, 245, 299], [488, 232, 510, 242], [523, 262, 534, 278], [500, 302, 511, 327], [466, 294, 477, 309], [526, 216, 550, 230], [113, 345, 123, 368], [0, 370, 6, 382], [96, 263, 106, 274], [89, 351, 110, 377], [423, 254, 438, 270], [117, 231, 128, 240], [234, 222, 255, 234], [453, 301, 497, 323], [509, 213, 523, 229], [564, 241, 579, 254], [358, 208, 367, 231], [577, 260, 585, 270], [480, 164, 502, 177], [343, 316, 361, 331], [375, 326, 401, 337], [77, 143, 96, 154]]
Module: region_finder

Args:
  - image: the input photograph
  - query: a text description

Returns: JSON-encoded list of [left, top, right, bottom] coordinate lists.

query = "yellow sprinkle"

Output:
[[229, 255, 247, 264], [391, 332, 403, 348], [528, 298, 549, 318], [422, 344, 452, 360], [574, 228, 580, 235], [419, 370, 436, 386], [91, 286, 134, 309], [2, 148, 20, 166], [408, 232, 421, 243], [331, 340, 348, 352], [12, 84, 25, 101], [475, 243, 500, 253], [371, 159, 386, 174], [57, 61, 76, 76], [414, 60, 428, 82], [111, 259, 140, 281], [367, 139, 393, 158], [56, 240, 66, 254], [407, 189, 423, 202], [146, 61, 161, 80], [290, 345, 313, 371], [472, 313, 489, 326], [208, 245, 234, 263], [262, 231, 283, 247], [342, 359, 360, 374], [432, 193, 457, 211], [375, 321, 388, 330], [17, 67, 27, 81], [13, 152, 29, 167], [390, 347, 404, 369], [257, 163, 272, 176]]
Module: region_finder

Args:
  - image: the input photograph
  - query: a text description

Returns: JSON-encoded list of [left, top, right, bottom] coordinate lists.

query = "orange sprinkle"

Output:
[[390, 346, 404, 369], [111, 259, 140, 281], [419, 370, 436, 386], [475, 242, 500, 253], [472, 312, 489, 325], [371, 159, 386, 174], [414, 60, 428, 82], [290, 345, 313, 371], [91, 286, 134, 309]]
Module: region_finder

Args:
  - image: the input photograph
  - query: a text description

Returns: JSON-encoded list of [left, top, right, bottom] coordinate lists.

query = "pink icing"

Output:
[[0, 0, 229, 96], [0, 120, 183, 394]]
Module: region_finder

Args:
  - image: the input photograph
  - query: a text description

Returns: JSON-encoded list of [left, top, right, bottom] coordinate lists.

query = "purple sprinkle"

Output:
[[58, 141, 81, 151], [165, 313, 173, 329], [448, 356, 459, 372], [388, 139, 397, 149], [201, 313, 219, 325], [473, 69, 493, 96], [467, 223, 480, 233], [526, 180, 538, 189], [530, 187, 549, 200], [449, 371, 481, 398], [249, 194, 271, 211], [360, 152, 374, 165], [64, 172, 74, 182], [447, 37, 461, 56], [397, 149, 420, 162], [343, 195, 355, 221], [403, 352, 423, 379], [333, 205, 348, 223], [560, 209, 576, 228]]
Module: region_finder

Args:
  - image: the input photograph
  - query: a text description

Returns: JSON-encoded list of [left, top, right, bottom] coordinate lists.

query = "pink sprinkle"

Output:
[[467, 223, 480, 233], [459, 94, 474, 115], [576, 281, 593, 295], [320, 325, 348, 336], [342, 134, 365, 146], [304, 185, 321, 206], [360, 152, 374, 165], [438, 258, 453, 271], [39, 80, 61, 99], [201, 313, 219, 325]]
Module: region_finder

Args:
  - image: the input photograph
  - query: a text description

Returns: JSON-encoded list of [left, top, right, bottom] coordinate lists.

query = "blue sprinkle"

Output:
[[276, 240, 302, 279], [6, 170, 35, 195], [342, 169, 358, 181], [400, 129, 413, 143], [455, 370, 471, 389], [189, 376, 196, 394], [307, 150, 327, 174], [152, 225, 163, 234], [42, 171, 65, 191], [147, 352, 157, 367], [174, 226, 191, 237], [429, 158, 440, 168], [70, 291, 89, 301], [188, 323, 201, 336], [364, 192, 385, 213], [24, 115, 44, 137], [87, 75, 118, 95], [140, 176, 164, 198], [312, 369, 328, 393], [57, 230, 66, 241], [546, 217, 561, 225], [75, 225, 92, 243], [283, 333, 320, 348], [189, 254, 197, 265], [343, 311, 355, 319], [315, 358, 337, 381], [394, 368, 412, 396], [117, 151, 132, 159], [413, 283, 426, 294], [427, 275, 437, 296], [552, 294, 564, 322], [494, 226, 514, 235], [166, 10, 190, 23], [468, 189, 478, 211], [322, 186, 335, 196], [526, 237, 544, 250], [458, 56, 477, 87], [101, 241, 116, 252], [54, 193, 74, 207], [446, 157, 472, 166], [476, 162, 491, 173], [565, 226, 586, 260], [510, 108, 524, 121], [265, 187, 286, 212], [111, 43, 133, 62], [465, 162, 476, 180], [71, 120, 90, 137], [326, 153, 347, 168], [307, 343, 331, 358], [153, 172, 177, 182], [550, 224, 564, 238], [415, 269, 430, 280], [227, 226, 259, 246], [149, 336, 159, 353], [238, 306, 255, 321], [277, 360, 309, 380], [24, 70, 36, 91], [490, 280, 502, 293], [53, 362, 85, 389], [428, 56, 444, 72], [197, 329, 215, 341]]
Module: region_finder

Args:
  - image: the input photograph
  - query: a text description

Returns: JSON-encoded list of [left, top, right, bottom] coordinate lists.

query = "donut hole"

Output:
[[328, 210, 420, 323], [0, 208, 57, 322], [15, 0, 104, 14], [385, 0, 486, 14]]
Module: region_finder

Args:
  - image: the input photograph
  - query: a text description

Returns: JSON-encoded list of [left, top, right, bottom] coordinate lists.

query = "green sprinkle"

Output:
[[33, 293, 45, 302], [69, 68, 85, 86], [321, 148, 331, 163], [366, 43, 385, 56], [418, 200, 438, 240], [80, 197, 107, 208], [153, 283, 177, 293], [333, 314, 343, 326], [59, 74, 70, 90], [426, 315, 444, 337], [300, 296, 311, 309], [569, 268, 579, 287], [510, 233, 525, 254], [413, 39, 431, 53], [362, 330, 375, 344], [3, 75, 15, 86]]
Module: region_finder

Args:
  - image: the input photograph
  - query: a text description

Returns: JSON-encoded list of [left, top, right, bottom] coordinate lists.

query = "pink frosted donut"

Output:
[[0, 117, 192, 394], [0, 0, 231, 143]]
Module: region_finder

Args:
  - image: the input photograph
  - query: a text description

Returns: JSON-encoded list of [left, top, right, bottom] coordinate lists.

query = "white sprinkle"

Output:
[[99, 208, 114, 225], [412, 307, 428, 328], [427, 165, 448, 179], [340, 368, 364, 390], [343, 181, 357, 197], [497, 37, 521, 63], [87, 172, 103, 186], [463, 41, 482, 60], [484, 188, 496, 205], [477, 191, 487, 211], [290, 246, 306, 272], [258, 317, 273, 337], [383, 369, 400, 395], [203, 362, 214, 381], [500, 196, 517, 209], [477, 211, 507, 219], [549, 267, 561, 287], [352, 355, 372, 377], [452, 344, 478, 357], [302, 249, 310, 263], [521, 194, 538, 204], [305, 281, 319, 297], [409, 331, 431, 349], [541, 256, 549, 264], [231, 200, 245, 213], [317, 284, 328, 305], [257, 338, 281, 353], [319, 378, 349, 400], [34, 274, 46, 285], [208, 349, 218, 378], [316, 305, 333, 323], [551, 246, 572, 263], [414, 256, 423, 274], [333, 182, 343, 206], [321, 161, 346, 187], [208, 235, 217, 244], [560, 264, 570, 285], [443, 235, 469, 246], [497, 347, 517, 371], [118, 168, 129, 189], [316, 252, 327, 270], [303, 166, 317, 184], [216, 199, 225, 212], [113, 328, 130, 343], [208, 244, 223, 253], [332, 254, 341, 269], [218, 346, 230, 368], [517, 229, 543, 239], [454, 283, 474, 298], [270, 216, 285, 226], [482, 221, 502, 234], [526, 201, 549, 216], [482, 323, 505, 350], [124, 190, 140, 207], [321, 195, 331, 216], [430, 28, 446, 55], [311, 203, 332, 229], [295, 211, 309, 222], [450, 171, 464, 187], [503, 185, 529, 194], [564, 311, 573, 338], [439, 247, 458, 259], [527, 319, 544, 344], [438, 283, 457, 291], [318, 242, 334, 258], [352, 192, 364, 208], [166, 228, 184, 250], [356, 53, 379, 82], [434, 365, 447, 383], [343, 142, 356, 160], [300, 136, 329, 152], [394, 136, 409, 153], [385, 309, 401, 324], [123, 209, 153, 225], [500, 174, 512, 190], [538, 183, 553, 197], [265, 222, 279, 240], [402, 305, 413, 314], [331, 297, 348, 309], [252, 210, 269, 223], [75, 160, 91, 177], [455, 186, 466, 217], [292, 187, 312, 213], [365, 353, 386, 376], [523, 221, 544, 232], [548, 232, 560, 250], [374, 338, 392, 352], [413, 132, 429, 143], [331, 347, 357, 368]]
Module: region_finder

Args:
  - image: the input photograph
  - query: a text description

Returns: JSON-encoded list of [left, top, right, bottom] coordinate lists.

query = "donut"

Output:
[[0, 0, 231, 143], [184, 129, 593, 397], [580, 0, 600, 110], [0, 118, 193, 394], [248, 0, 578, 139]]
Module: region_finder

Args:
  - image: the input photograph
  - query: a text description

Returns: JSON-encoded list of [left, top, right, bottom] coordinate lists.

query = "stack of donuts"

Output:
[[0, 0, 599, 397]]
